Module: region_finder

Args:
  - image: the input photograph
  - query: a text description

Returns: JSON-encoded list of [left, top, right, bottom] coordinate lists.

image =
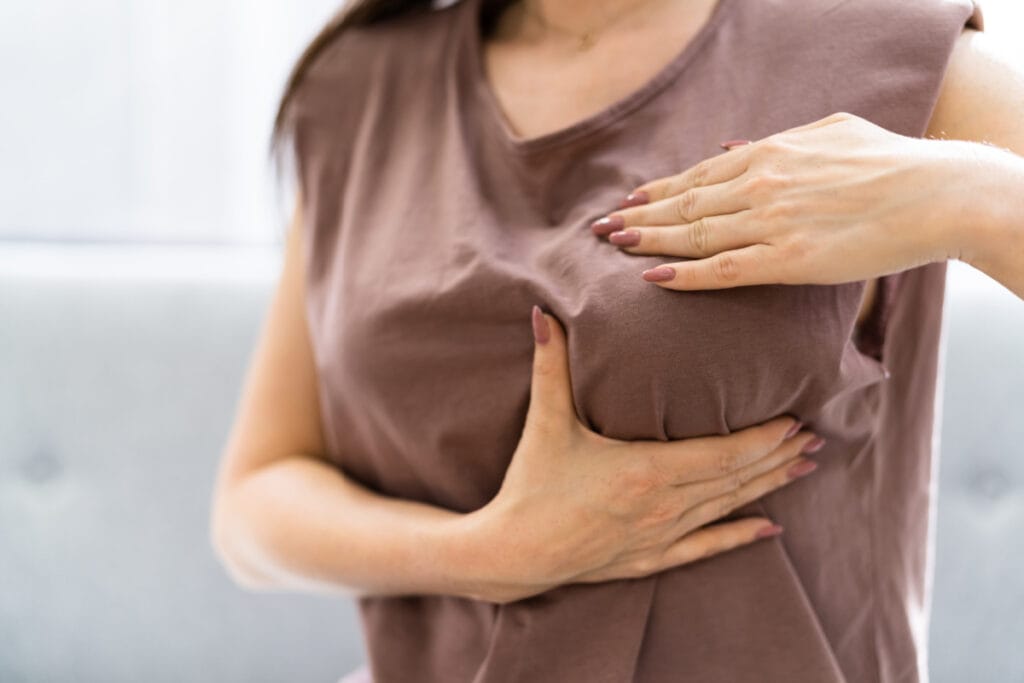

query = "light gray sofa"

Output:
[[1, 243, 1021, 682]]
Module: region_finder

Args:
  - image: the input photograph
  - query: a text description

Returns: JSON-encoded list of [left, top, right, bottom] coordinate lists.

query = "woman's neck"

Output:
[[507, 0, 671, 42]]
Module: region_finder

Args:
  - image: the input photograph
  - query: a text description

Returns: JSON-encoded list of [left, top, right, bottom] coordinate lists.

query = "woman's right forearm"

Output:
[[210, 453, 497, 601]]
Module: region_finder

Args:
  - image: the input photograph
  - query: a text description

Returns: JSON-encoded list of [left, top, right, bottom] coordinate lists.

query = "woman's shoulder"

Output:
[[735, 0, 981, 47], [704, 0, 983, 138], [751, 0, 981, 23]]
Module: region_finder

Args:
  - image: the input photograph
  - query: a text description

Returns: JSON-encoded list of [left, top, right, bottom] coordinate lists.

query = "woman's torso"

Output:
[[288, 0, 982, 680]]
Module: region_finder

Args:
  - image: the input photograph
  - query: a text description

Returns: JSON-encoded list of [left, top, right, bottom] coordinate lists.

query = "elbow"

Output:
[[209, 492, 276, 592]]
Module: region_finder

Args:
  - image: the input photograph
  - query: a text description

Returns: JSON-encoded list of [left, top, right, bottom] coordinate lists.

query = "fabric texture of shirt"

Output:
[[285, 0, 984, 680]]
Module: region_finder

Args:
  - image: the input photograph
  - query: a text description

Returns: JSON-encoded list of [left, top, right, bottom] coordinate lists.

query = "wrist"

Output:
[[433, 501, 522, 603], [941, 140, 1024, 269]]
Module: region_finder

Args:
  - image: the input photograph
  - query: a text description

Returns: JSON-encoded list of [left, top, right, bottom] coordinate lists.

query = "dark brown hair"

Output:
[[271, 0, 512, 156]]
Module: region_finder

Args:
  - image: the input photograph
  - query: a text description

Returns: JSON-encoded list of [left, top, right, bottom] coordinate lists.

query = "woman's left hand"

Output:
[[590, 112, 983, 290]]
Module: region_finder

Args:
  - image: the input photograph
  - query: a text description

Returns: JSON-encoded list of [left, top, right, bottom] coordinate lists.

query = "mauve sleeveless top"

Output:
[[285, 0, 983, 680]]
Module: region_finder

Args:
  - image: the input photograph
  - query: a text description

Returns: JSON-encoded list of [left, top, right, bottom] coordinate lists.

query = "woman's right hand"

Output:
[[459, 305, 824, 604]]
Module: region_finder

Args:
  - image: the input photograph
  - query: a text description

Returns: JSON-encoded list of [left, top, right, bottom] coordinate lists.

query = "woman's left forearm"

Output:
[[948, 142, 1024, 299]]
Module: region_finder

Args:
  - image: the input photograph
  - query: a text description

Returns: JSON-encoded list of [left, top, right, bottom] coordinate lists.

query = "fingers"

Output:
[[594, 175, 751, 236], [615, 113, 850, 214], [526, 305, 577, 430], [657, 516, 783, 568], [675, 452, 817, 535], [569, 516, 782, 584], [641, 416, 800, 485], [626, 145, 754, 205], [640, 244, 780, 290], [682, 430, 825, 501], [606, 211, 757, 259]]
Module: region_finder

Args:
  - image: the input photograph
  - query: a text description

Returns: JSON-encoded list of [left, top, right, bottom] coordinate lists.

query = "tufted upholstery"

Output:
[[0, 244, 1021, 682]]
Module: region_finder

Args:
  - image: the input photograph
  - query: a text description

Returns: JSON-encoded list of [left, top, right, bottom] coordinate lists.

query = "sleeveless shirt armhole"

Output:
[[279, 21, 384, 293], [853, 0, 984, 364], [277, 90, 323, 295], [967, 0, 985, 31]]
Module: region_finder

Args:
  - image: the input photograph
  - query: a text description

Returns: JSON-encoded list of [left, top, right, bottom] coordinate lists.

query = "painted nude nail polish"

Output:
[[785, 421, 804, 439], [755, 523, 784, 539], [802, 436, 826, 453], [641, 266, 676, 282], [609, 230, 641, 247], [591, 215, 624, 236], [618, 190, 649, 209], [787, 459, 819, 479], [719, 139, 752, 150], [531, 305, 550, 344]]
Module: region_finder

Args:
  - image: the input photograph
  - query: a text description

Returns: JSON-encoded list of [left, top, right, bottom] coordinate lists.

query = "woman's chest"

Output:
[[313, 153, 886, 445]]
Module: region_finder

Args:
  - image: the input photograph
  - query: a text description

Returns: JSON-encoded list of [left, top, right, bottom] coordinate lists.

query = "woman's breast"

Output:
[[312, 190, 887, 508], [534, 226, 888, 441]]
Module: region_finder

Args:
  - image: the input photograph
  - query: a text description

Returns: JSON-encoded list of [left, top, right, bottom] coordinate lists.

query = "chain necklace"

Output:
[[517, 0, 665, 51]]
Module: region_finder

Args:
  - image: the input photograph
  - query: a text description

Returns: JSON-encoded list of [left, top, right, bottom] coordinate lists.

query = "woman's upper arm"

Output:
[[927, 26, 1024, 154], [212, 195, 328, 495]]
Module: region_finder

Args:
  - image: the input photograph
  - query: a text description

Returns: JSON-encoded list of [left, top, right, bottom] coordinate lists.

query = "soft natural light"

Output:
[[0, 0, 1019, 246], [0, 0, 340, 245]]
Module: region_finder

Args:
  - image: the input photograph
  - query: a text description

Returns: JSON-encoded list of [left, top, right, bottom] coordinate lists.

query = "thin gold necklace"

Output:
[[517, 0, 664, 51]]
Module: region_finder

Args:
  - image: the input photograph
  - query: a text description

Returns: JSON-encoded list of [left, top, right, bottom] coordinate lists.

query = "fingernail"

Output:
[[618, 190, 649, 208], [590, 214, 624, 236], [801, 436, 826, 453], [787, 459, 818, 479], [755, 523, 784, 539], [531, 305, 550, 345], [609, 230, 641, 247], [785, 421, 803, 439], [719, 139, 752, 150], [641, 266, 676, 282]]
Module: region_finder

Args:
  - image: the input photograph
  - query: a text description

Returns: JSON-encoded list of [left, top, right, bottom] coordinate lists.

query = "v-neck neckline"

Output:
[[463, 0, 736, 155]]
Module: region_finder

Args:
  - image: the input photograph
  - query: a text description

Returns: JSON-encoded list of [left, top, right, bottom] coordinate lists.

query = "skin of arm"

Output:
[[926, 28, 1024, 297], [210, 196, 807, 603], [209, 201, 484, 600], [596, 27, 1024, 300]]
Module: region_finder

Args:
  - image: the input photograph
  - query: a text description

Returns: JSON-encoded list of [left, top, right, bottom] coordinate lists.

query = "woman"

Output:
[[210, 0, 1023, 680]]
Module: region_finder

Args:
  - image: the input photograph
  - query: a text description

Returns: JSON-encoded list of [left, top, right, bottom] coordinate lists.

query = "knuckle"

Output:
[[622, 460, 659, 497], [740, 175, 765, 197], [753, 137, 784, 158], [675, 190, 699, 222], [712, 253, 741, 282], [783, 233, 813, 260], [742, 173, 783, 198], [689, 160, 713, 188], [828, 111, 855, 123], [717, 489, 741, 516], [643, 499, 679, 529], [532, 356, 558, 379], [716, 448, 741, 474], [687, 217, 711, 256], [768, 172, 792, 191], [758, 199, 793, 222]]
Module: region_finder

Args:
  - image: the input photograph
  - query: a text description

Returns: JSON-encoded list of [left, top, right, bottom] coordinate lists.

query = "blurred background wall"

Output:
[[1, 0, 1022, 681]]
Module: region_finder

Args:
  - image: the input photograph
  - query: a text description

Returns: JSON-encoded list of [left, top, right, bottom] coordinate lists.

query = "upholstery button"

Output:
[[969, 467, 1008, 500], [21, 449, 62, 484]]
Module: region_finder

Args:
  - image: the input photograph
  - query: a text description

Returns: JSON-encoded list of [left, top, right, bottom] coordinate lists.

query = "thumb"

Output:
[[526, 304, 577, 430]]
